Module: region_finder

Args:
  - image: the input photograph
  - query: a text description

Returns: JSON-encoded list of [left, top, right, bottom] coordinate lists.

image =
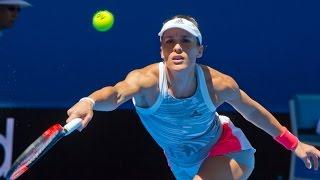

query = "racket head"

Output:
[[6, 124, 65, 180]]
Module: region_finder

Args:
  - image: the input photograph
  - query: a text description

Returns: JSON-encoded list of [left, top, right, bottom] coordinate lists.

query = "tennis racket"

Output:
[[5, 118, 83, 180]]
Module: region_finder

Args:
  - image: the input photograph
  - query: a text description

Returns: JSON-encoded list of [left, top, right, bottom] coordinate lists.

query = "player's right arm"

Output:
[[66, 66, 157, 128], [91, 69, 148, 111]]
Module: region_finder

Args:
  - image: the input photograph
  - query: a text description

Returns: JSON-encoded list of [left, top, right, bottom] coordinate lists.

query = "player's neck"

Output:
[[166, 68, 197, 98]]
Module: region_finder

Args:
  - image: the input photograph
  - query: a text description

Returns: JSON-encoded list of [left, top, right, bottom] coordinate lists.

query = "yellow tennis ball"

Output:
[[92, 10, 114, 32]]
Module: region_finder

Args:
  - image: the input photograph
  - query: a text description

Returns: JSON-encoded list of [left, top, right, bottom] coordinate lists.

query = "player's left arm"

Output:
[[220, 77, 283, 137], [214, 73, 320, 170]]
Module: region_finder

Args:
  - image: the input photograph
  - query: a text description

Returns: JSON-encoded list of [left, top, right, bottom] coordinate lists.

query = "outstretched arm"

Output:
[[66, 69, 154, 129], [213, 73, 320, 171]]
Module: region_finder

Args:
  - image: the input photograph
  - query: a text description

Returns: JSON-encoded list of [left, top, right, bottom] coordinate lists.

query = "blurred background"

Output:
[[1, 0, 319, 111], [1, 0, 320, 179]]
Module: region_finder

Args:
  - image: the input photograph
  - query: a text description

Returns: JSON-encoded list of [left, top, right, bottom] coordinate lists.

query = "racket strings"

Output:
[[12, 130, 60, 178], [23, 136, 55, 165]]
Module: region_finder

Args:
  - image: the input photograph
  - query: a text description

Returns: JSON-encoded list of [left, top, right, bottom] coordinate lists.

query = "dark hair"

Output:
[[162, 15, 201, 46]]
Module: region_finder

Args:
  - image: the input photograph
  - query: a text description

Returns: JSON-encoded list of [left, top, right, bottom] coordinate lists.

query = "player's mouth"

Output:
[[171, 55, 184, 64]]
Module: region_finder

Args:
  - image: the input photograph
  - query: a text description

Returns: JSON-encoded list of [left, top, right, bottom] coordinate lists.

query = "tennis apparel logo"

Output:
[[190, 110, 202, 117], [0, 118, 14, 178], [175, 18, 184, 24]]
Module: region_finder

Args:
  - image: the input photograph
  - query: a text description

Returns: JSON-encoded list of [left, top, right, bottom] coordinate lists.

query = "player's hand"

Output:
[[293, 141, 320, 170], [66, 99, 94, 130]]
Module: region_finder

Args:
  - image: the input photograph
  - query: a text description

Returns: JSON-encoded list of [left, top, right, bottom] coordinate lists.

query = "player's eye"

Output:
[[182, 38, 192, 43], [164, 39, 174, 44]]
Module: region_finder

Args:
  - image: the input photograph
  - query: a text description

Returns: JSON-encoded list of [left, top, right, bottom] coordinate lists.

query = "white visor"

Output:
[[0, 0, 31, 7], [158, 18, 202, 45]]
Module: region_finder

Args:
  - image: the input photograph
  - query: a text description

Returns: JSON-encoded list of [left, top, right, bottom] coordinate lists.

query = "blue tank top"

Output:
[[133, 62, 222, 166]]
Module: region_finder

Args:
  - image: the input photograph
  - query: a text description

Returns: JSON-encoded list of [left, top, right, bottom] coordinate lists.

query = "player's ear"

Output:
[[196, 45, 204, 58], [160, 47, 164, 59]]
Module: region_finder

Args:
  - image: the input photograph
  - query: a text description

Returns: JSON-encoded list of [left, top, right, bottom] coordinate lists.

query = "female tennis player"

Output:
[[66, 15, 320, 179]]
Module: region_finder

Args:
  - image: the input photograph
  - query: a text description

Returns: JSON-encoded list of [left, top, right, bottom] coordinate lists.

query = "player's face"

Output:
[[0, 5, 20, 29], [160, 28, 203, 72]]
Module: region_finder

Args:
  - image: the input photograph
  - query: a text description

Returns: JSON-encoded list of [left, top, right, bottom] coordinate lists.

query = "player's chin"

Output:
[[167, 63, 189, 71]]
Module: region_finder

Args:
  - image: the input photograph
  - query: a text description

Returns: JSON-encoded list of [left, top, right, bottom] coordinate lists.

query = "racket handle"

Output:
[[64, 118, 82, 136]]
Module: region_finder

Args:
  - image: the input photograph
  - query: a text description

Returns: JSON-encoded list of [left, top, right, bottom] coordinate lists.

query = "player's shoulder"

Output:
[[129, 63, 159, 79], [140, 63, 160, 75], [126, 63, 159, 87], [198, 64, 238, 91]]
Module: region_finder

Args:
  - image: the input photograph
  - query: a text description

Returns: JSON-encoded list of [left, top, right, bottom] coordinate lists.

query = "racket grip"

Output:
[[64, 118, 82, 136]]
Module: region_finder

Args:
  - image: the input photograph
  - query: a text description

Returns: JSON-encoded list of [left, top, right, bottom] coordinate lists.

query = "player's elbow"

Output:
[[92, 86, 120, 111]]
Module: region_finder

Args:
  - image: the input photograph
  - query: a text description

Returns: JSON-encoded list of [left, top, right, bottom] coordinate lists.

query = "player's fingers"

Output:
[[66, 113, 78, 123], [67, 107, 73, 116], [315, 148, 320, 158], [77, 113, 93, 131], [310, 152, 319, 170], [303, 155, 312, 169], [83, 113, 93, 127]]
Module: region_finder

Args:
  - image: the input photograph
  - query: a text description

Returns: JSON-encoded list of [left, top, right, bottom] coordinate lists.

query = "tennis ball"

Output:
[[92, 10, 114, 32]]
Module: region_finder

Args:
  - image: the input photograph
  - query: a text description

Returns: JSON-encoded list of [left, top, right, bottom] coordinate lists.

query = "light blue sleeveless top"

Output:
[[133, 62, 222, 166]]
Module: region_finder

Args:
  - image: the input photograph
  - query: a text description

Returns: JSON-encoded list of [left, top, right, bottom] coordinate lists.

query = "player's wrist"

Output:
[[79, 97, 95, 107], [274, 126, 299, 151]]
